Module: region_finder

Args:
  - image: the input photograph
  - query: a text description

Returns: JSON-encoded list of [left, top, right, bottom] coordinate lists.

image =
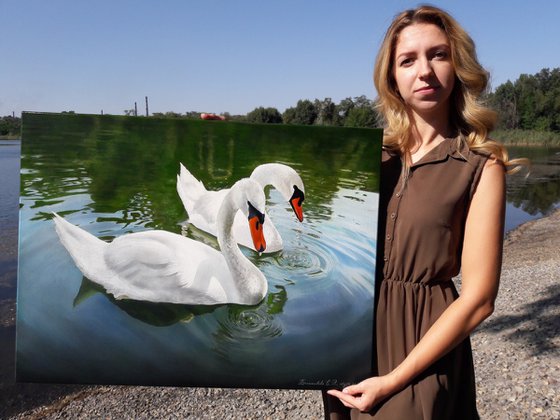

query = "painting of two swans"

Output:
[[16, 112, 382, 389]]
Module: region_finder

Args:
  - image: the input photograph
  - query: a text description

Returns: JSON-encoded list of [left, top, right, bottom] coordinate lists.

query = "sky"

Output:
[[1, 0, 559, 117]]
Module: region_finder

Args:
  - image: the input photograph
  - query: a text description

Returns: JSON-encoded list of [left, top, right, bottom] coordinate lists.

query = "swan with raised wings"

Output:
[[53, 178, 268, 306], [176, 163, 305, 253]]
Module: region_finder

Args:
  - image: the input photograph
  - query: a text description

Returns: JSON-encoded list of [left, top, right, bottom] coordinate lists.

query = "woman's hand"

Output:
[[326, 375, 398, 412]]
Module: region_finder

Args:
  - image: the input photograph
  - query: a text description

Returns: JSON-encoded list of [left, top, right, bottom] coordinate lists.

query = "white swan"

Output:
[[176, 163, 305, 253], [53, 178, 268, 306]]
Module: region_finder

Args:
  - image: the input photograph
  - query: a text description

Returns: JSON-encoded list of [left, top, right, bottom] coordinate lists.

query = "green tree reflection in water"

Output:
[[21, 113, 380, 232]]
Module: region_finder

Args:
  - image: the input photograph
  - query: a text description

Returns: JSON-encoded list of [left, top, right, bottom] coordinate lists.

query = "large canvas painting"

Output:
[[16, 112, 382, 389]]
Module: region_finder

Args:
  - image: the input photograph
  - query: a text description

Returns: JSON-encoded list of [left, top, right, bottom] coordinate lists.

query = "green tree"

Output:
[[353, 95, 372, 108], [0, 115, 21, 136], [517, 74, 540, 130], [488, 81, 518, 129], [282, 107, 297, 124], [246, 107, 283, 124], [287, 100, 318, 125], [344, 107, 378, 128], [489, 67, 560, 132], [184, 111, 201, 119], [314, 98, 336, 125], [334, 97, 355, 126]]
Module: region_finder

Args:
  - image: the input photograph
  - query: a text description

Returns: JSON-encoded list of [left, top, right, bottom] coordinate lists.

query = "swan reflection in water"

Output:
[[73, 276, 288, 328]]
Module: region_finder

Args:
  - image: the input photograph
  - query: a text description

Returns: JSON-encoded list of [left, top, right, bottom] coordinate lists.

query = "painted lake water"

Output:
[[15, 113, 381, 388]]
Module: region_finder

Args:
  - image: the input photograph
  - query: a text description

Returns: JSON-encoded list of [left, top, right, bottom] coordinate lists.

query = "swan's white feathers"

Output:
[[54, 218, 246, 305], [176, 163, 208, 215], [176, 162, 302, 252], [52, 213, 109, 281], [250, 163, 305, 200], [52, 177, 268, 306], [188, 189, 228, 234], [102, 230, 237, 305]]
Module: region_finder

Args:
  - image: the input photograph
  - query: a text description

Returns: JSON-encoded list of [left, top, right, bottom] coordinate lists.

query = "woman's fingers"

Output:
[[327, 376, 391, 412], [341, 383, 363, 395], [326, 389, 361, 409]]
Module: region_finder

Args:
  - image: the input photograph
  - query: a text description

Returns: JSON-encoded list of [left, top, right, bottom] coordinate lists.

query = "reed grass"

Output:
[[492, 129, 560, 146]]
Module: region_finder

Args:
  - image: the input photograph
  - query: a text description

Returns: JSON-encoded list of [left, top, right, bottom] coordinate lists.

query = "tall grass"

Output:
[[491, 129, 560, 146]]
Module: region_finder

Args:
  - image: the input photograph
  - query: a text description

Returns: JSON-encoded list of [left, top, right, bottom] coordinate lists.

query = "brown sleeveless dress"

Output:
[[324, 139, 488, 419]]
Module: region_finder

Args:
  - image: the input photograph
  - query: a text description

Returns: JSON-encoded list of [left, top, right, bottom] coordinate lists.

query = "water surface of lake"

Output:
[[505, 146, 560, 231]]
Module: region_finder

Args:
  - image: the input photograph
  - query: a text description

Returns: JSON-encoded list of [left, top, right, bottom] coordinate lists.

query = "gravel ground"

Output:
[[471, 208, 560, 419], [1, 209, 559, 419]]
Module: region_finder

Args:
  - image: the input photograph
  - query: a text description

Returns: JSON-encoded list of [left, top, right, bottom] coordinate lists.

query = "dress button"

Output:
[[383, 256, 388, 262], [390, 212, 396, 220], [396, 192, 401, 198], [386, 234, 391, 241]]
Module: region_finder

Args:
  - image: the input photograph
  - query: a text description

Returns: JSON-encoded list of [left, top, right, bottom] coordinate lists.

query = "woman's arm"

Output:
[[327, 159, 506, 412]]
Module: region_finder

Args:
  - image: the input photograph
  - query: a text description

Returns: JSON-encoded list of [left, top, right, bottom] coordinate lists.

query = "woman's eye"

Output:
[[400, 58, 413, 66], [434, 51, 448, 59]]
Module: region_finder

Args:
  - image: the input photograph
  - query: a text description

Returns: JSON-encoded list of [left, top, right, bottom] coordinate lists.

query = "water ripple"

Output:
[[271, 241, 332, 280], [221, 307, 281, 339], [211, 304, 283, 362]]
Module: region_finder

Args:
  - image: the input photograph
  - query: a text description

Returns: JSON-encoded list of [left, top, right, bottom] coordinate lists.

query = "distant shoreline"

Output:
[[4, 111, 560, 146]]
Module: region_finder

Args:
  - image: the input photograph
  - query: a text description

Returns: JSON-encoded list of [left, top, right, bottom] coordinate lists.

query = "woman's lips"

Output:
[[415, 85, 439, 94]]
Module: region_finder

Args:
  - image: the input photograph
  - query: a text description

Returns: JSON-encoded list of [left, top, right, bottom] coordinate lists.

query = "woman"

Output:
[[325, 6, 522, 419]]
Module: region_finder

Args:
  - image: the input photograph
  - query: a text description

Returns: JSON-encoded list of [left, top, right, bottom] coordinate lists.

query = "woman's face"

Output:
[[392, 23, 455, 120]]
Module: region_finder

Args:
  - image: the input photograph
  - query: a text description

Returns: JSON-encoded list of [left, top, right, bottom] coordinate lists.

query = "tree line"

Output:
[[150, 95, 379, 129], [3, 67, 559, 137], [244, 95, 378, 128], [487, 67, 560, 132], [0, 115, 21, 137]]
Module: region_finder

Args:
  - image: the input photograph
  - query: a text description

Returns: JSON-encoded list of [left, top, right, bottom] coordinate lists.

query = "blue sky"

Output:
[[1, 0, 558, 116]]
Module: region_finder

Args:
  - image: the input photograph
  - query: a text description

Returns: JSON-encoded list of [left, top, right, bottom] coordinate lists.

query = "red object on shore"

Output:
[[200, 113, 225, 121]]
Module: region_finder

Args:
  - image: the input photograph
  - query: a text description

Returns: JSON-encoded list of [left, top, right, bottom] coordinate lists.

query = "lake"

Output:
[[505, 146, 560, 231]]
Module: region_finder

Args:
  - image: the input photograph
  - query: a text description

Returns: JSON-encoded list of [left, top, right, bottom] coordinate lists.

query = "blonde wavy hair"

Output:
[[374, 5, 522, 173]]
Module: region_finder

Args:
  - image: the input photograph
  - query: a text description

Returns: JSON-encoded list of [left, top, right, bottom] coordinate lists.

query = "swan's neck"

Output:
[[217, 198, 266, 304], [250, 164, 280, 192], [250, 163, 291, 201]]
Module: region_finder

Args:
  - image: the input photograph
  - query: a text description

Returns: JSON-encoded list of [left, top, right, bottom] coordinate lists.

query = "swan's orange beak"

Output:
[[290, 186, 305, 222], [249, 216, 266, 253], [248, 201, 266, 253]]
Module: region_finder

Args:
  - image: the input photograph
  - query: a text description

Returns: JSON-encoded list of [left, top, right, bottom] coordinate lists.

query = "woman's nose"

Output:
[[418, 58, 433, 79]]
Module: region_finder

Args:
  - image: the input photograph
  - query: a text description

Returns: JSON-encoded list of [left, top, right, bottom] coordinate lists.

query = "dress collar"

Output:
[[411, 137, 470, 168]]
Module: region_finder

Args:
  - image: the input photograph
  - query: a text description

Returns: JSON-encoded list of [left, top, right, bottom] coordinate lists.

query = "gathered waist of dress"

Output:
[[382, 277, 453, 287]]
